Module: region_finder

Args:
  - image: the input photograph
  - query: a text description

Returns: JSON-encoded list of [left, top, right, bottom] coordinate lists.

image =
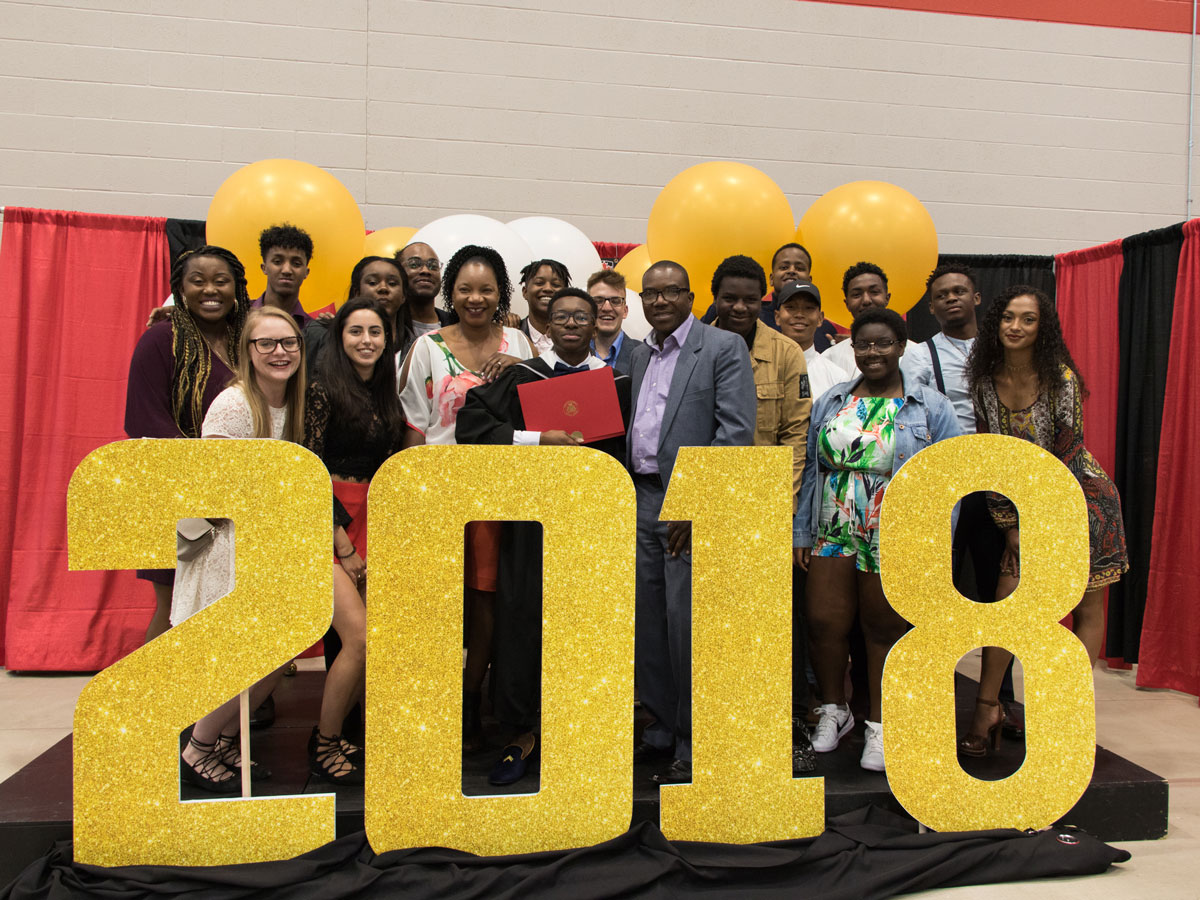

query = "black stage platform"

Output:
[[0, 671, 1168, 885]]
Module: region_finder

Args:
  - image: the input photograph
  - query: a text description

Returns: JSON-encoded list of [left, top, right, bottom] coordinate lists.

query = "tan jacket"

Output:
[[749, 321, 811, 511]]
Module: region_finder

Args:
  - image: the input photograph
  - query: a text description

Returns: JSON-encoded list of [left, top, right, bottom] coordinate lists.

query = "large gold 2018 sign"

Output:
[[66, 436, 1093, 868]]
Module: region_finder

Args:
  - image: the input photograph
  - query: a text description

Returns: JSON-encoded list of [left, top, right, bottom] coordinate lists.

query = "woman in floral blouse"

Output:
[[399, 244, 535, 750], [794, 307, 960, 772]]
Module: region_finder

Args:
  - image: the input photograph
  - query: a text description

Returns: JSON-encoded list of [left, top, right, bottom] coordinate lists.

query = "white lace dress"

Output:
[[169, 386, 287, 626]]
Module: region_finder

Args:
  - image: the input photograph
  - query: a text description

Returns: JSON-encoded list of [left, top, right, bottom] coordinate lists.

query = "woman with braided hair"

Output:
[[958, 285, 1128, 757], [124, 245, 251, 641]]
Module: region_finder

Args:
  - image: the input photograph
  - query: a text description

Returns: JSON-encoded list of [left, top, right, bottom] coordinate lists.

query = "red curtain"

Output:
[[0, 208, 169, 670], [1138, 218, 1200, 698], [1055, 239, 1127, 668]]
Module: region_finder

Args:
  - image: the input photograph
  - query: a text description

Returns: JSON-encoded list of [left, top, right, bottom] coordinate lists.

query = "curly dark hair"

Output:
[[347, 255, 413, 352], [842, 260, 888, 294], [850, 306, 908, 344], [966, 285, 1086, 401], [316, 295, 405, 443], [925, 263, 978, 292], [441, 244, 513, 325], [520, 258, 572, 288], [548, 286, 598, 317], [711, 254, 767, 299], [258, 223, 313, 261], [771, 242, 813, 271], [167, 246, 251, 437]]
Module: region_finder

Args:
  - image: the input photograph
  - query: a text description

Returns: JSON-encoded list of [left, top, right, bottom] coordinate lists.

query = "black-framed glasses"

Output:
[[250, 336, 302, 353], [639, 287, 688, 303], [850, 339, 898, 353], [593, 295, 626, 308], [402, 258, 441, 272], [550, 311, 595, 326]]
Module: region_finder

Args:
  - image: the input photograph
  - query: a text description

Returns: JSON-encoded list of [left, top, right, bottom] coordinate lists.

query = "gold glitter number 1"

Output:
[[658, 446, 824, 843], [365, 446, 636, 856], [67, 440, 336, 867], [880, 433, 1095, 832]]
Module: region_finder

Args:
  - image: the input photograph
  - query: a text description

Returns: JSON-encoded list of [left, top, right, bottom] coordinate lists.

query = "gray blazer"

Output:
[[627, 317, 756, 484]]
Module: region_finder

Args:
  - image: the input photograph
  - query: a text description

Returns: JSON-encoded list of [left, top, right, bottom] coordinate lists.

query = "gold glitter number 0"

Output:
[[364, 446, 636, 856], [658, 446, 824, 843], [67, 440, 336, 866], [879, 434, 1095, 831]]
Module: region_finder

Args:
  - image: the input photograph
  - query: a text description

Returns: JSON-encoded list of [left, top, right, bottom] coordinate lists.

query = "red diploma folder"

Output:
[[517, 366, 625, 443]]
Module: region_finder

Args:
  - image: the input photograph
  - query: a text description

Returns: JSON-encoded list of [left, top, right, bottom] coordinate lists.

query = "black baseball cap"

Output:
[[777, 281, 821, 307]]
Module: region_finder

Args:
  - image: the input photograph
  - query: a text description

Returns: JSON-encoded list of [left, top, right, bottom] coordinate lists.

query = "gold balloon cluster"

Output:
[[623, 163, 939, 325]]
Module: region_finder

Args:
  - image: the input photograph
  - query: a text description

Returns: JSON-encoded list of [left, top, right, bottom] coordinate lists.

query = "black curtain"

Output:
[[164, 217, 207, 265], [1107, 224, 1183, 662], [906, 253, 1057, 343]]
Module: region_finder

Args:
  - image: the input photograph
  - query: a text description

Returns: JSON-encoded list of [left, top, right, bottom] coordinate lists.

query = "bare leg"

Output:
[[805, 556, 858, 706], [857, 571, 909, 723], [966, 572, 1018, 740], [318, 565, 366, 737], [464, 587, 495, 692], [183, 665, 287, 770], [145, 582, 173, 643], [1072, 589, 1105, 664]]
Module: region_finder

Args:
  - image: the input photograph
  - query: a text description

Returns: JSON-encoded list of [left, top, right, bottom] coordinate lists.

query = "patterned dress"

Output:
[[813, 396, 904, 573], [973, 365, 1129, 588]]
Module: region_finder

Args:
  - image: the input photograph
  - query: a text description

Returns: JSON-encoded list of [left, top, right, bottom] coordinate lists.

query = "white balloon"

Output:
[[411, 215, 535, 317], [623, 288, 651, 340], [507, 216, 605, 291]]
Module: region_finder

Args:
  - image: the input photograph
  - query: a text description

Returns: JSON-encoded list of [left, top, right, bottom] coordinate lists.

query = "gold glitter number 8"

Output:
[[879, 433, 1094, 831], [365, 446, 636, 856], [67, 440, 336, 866], [658, 446, 824, 843]]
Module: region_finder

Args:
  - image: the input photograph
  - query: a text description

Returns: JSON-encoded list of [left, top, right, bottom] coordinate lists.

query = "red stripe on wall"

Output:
[[812, 0, 1194, 34]]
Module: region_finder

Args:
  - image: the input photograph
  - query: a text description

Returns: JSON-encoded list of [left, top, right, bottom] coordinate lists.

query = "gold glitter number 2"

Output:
[[67, 440, 336, 867], [659, 447, 824, 843], [880, 434, 1095, 832]]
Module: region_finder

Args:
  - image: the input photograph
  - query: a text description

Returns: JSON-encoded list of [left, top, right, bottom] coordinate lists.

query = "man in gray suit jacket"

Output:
[[627, 260, 756, 785]]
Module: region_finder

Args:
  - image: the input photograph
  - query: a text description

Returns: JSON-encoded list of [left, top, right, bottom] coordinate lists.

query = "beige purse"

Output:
[[176, 517, 219, 562]]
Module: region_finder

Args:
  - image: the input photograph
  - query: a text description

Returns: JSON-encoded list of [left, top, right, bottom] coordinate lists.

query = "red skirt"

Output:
[[333, 480, 369, 560]]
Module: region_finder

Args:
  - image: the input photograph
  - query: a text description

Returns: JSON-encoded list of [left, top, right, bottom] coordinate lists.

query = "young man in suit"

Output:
[[587, 268, 635, 375], [628, 260, 756, 785]]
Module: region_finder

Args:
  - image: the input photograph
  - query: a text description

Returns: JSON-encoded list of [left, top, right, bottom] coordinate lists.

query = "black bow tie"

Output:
[[552, 361, 589, 376]]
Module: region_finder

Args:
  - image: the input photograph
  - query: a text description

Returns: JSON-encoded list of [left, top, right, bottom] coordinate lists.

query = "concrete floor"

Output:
[[1, 657, 1196, 896]]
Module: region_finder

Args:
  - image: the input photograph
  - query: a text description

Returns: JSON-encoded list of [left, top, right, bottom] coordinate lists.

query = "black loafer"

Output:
[[651, 759, 692, 785], [249, 694, 275, 729], [633, 741, 675, 765], [489, 740, 536, 786]]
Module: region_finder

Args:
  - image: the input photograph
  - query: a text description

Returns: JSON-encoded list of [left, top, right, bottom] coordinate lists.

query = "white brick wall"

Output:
[[0, 0, 1195, 253]]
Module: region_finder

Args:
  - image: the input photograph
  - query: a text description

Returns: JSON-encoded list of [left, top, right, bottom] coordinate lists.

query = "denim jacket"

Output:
[[793, 374, 962, 547]]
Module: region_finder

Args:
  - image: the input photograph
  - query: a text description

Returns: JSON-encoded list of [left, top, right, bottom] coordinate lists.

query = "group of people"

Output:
[[124, 221, 1129, 794]]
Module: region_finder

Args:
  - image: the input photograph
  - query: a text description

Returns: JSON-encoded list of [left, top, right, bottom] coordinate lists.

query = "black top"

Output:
[[303, 380, 404, 481]]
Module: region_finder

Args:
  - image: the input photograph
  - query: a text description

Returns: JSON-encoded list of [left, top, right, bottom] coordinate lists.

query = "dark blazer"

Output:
[[627, 318, 756, 484]]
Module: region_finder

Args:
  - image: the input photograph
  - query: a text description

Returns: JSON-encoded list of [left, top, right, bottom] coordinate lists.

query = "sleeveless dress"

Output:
[[973, 365, 1129, 588]]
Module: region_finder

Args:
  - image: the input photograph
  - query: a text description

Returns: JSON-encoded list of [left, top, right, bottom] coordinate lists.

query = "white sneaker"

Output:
[[860, 720, 885, 772], [811, 703, 854, 753]]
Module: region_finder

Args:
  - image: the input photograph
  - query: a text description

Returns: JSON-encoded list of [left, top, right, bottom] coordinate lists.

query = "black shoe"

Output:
[[489, 739, 536, 786], [215, 733, 271, 781], [308, 727, 364, 785], [651, 759, 692, 785], [249, 693, 275, 729], [181, 736, 239, 794], [792, 718, 817, 774], [633, 741, 674, 765]]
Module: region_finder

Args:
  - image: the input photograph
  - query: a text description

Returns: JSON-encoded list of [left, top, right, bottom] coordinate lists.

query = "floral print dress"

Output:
[[400, 326, 534, 445], [813, 395, 905, 572]]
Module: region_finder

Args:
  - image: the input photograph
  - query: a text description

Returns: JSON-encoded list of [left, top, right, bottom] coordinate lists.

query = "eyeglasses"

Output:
[[550, 311, 595, 326], [850, 339, 899, 353], [402, 258, 441, 272], [639, 287, 688, 303], [593, 295, 626, 308], [250, 336, 302, 353]]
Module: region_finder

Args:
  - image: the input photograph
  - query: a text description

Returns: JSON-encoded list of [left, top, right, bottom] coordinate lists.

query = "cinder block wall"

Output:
[[0, 0, 1194, 252]]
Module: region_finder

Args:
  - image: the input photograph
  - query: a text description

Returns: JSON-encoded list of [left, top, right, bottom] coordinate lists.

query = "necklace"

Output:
[[1004, 361, 1035, 376]]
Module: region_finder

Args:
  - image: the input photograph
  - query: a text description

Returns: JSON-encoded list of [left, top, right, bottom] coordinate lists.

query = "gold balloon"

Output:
[[206, 159, 365, 313], [880, 434, 1094, 833], [646, 162, 794, 315], [614, 244, 652, 293], [68, 439, 336, 867], [363, 226, 418, 259], [796, 181, 938, 329]]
